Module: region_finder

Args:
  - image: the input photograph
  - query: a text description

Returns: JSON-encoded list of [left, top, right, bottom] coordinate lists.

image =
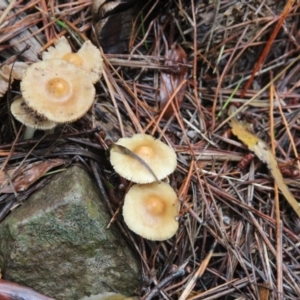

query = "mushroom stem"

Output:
[[11, 97, 57, 140], [23, 126, 36, 140], [23, 126, 56, 140]]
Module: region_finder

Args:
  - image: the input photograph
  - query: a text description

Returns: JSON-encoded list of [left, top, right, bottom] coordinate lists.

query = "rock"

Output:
[[0, 166, 140, 300]]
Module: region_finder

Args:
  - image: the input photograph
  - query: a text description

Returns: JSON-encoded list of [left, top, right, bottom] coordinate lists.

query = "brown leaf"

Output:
[[258, 282, 270, 300], [0, 159, 66, 193], [92, 1, 144, 54], [160, 44, 188, 119]]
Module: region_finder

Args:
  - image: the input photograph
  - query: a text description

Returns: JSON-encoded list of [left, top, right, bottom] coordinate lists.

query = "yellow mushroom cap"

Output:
[[42, 36, 103, 83], [123, 182, 179, 241], [110, 134, 177, 183], [42, 36, 72, 61], [0, 69, 13, 98], [20, 59, 95, 123], [2, 62, 29, 80], [0, 62, 29, 97], [76, 40, 103, 83], [11, 97, 56, 130]]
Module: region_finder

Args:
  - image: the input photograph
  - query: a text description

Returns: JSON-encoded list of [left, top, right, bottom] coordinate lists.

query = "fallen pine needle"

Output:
[[228, 106, 300, 218]]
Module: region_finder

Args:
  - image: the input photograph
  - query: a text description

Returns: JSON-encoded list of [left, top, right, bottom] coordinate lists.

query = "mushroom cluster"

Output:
[[110, 134, 179, 241], [10, 37, 103, 139]]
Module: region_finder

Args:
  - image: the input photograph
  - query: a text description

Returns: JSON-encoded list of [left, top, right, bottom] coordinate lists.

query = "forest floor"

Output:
[[1, 0, 300, 299]]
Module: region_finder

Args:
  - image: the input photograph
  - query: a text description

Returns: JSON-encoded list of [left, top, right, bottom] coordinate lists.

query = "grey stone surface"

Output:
[[0, 166, 140, 300]]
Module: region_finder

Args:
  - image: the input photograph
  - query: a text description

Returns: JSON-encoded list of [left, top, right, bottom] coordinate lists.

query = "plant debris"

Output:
[[1, 0, 300, 299], [0, 158, 66, 193], [229, 105, 300, 218]]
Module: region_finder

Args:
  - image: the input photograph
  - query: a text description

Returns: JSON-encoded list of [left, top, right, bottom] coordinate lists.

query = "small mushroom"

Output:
[[42, 36, 103, 83], [20, 59, 95, 123], [0, 62, 29, 98], [11, 97, 56, 139], [2, 62, 29, 80], [122, 182, 179, 241], [0, 69, 11, 98], [110, 134, 177, 183]]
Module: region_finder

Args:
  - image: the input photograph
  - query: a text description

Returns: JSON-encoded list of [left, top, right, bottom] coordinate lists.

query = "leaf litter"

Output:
[[0, 158, 66, 193], [228, 105, 300, 218], [0, 0, 300, 299]]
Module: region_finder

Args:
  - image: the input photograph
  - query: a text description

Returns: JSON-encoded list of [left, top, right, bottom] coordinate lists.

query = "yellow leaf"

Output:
[[228, 106, 300, 218]]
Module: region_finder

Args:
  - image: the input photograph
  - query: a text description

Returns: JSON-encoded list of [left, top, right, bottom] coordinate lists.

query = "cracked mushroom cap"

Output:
[[42, 36, 103, 83], [123, 182, 179, 241], [20, 59, 95, 123], [11, 97, 56, 130], [110, 134, 177, 183]]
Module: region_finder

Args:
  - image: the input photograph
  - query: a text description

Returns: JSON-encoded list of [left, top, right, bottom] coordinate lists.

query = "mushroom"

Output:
[[0, 62, 28, 98], [10, 97, 56, 139], [122, 182, 179, 241], [0, 68, 11, 98], [20, 59, 95, 123], [2, 62, 29, 80], [42, 36, 103, 83], [110, 134, 177, 183]]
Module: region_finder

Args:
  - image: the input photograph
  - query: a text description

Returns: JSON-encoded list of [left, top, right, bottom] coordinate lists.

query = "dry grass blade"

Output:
[[179, 241, 217, 300]]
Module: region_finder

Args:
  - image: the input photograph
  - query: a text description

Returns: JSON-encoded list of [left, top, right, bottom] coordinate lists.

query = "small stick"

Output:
[[111, 143, 160, 183], [143, 265, 187, 300]]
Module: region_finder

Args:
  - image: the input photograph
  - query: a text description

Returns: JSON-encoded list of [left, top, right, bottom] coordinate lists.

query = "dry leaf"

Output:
[[258, 283, 270, 300], [228, 106, 300, 218], [0, 159, 66, 193], [160, 44, 188, 119]]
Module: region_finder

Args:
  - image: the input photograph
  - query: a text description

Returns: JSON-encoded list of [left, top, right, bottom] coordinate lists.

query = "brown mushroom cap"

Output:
[[42, 37, 103, 83], [20, 59, 95, 123], [11, 97, 56, 130], [110, 134, 177, 183], [122, 182, 179, 241]]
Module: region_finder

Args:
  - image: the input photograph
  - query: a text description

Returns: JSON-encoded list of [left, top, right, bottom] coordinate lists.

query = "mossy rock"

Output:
[[0, 166, 140, 300]]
